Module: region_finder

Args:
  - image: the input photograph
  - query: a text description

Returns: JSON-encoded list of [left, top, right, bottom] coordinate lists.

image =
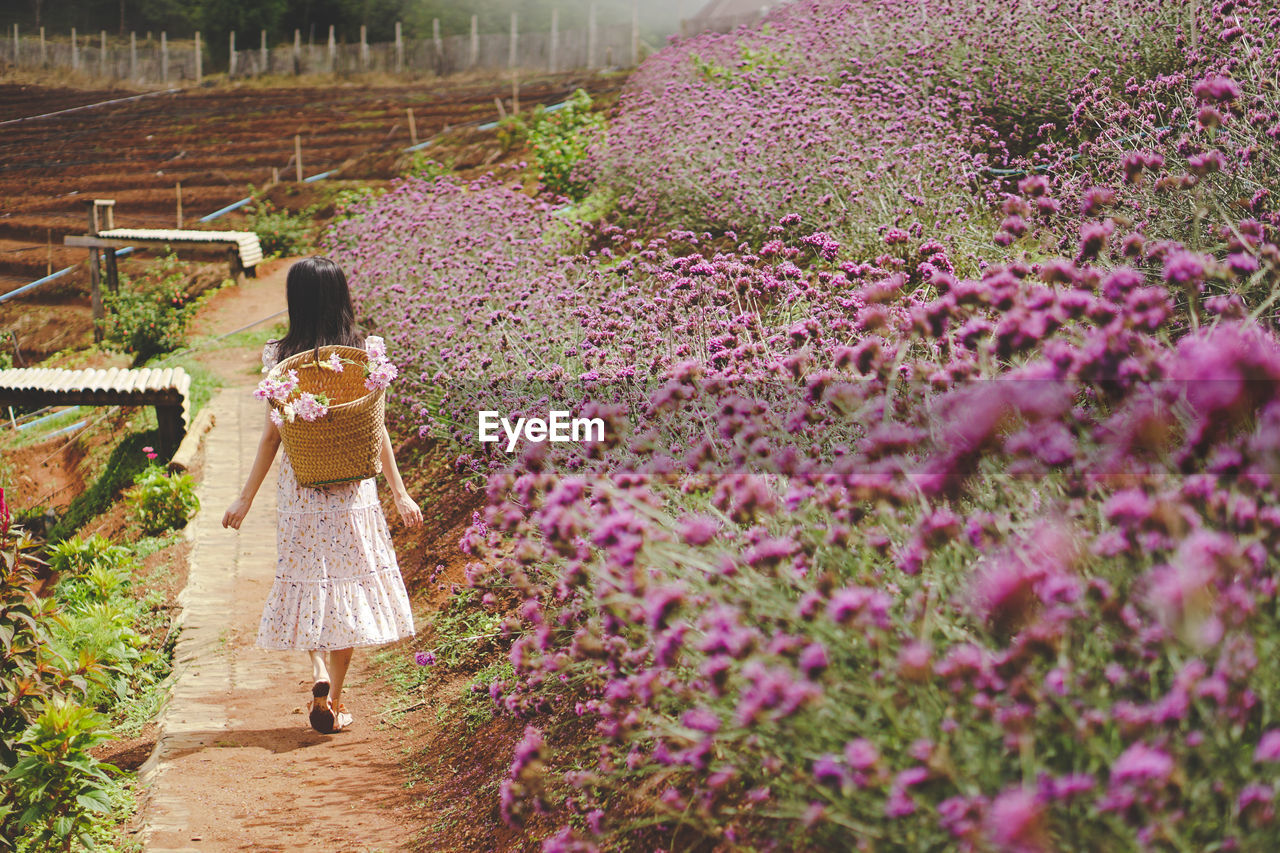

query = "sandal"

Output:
[[333, 702, 353, 733], [308, 681, 335, 733]]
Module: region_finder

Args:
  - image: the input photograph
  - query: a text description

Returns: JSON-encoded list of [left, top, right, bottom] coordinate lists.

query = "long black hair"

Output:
[[273, 257, 362, 361]]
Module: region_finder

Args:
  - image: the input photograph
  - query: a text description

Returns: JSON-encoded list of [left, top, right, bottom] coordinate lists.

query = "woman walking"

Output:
[[221, 256, 422, 734]]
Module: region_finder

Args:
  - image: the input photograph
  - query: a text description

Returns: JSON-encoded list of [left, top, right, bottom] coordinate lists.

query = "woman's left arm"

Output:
[[380, 425, 423, 528]]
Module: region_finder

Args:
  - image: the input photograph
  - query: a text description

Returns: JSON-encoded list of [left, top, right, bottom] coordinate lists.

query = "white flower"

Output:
[[365, 336, 387, 361], [282, 404, 297, 423], [325, 352, 345, 373], [269, 408, 284, 427]]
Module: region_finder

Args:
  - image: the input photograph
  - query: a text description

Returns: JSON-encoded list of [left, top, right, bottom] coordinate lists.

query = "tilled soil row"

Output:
[[0, 74, 612, 284]]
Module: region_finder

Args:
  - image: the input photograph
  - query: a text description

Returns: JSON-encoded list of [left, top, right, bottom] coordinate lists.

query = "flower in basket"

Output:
[[255, 338, 398, 425], [362, 336, 398, 390]]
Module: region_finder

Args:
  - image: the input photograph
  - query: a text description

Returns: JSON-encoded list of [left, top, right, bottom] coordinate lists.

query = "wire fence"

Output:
[[2, 18, 643, 84]]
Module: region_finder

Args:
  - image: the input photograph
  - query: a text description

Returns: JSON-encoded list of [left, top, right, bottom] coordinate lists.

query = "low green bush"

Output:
[[2, 698, 116, 852], [125, 465, 199, 535], [524, 89, 606, 201], [102, 253, 195, 363], [245, 199, 316, 257]]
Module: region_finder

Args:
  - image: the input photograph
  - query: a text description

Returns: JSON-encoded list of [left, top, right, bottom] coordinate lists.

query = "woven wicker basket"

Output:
[[269, 345, 384, 487]]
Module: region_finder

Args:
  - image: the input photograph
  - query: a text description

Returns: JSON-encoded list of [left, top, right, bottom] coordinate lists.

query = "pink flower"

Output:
[[1255, 730, 1280, 762], [1193, 74, 1241, 103], [364, 335, 387, 360], [985, 787, 1050, 853]]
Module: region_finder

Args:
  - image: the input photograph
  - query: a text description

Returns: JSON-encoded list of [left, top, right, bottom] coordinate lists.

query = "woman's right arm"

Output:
[[221, 407, 282, 530]]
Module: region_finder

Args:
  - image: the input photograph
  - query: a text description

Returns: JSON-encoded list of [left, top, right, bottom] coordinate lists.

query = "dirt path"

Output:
[[136, 269, 422, 852]]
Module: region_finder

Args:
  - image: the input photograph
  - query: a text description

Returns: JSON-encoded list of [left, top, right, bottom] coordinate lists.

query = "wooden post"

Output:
[[194, 30, 202, 82], [100, 30, 106, 78], [511, 73, 519, 114], [395, 21, 403, 72], [549, 9, 559, 73], [87, 203, 103, 342], [228, 30, 236, 76], [161, 31, 168, 82], [588, 3, 598, 68], [130, 31, 136, 78], [293, 28, 301, 74], [469, 15, 478, 68], [407, 107, 418, 145], [46, 228, 52, 276], [508, 12, 518, 69], [176, 182, 183, 228], [433, 18, 443, 73], [494, 96, 507, 120], [327, 25, 335, 71], [360, 25, 367, 69], [71, 27, 78, 70], [271, 166, 279, 185], [631, 0, 640, 66], [295, 134, 303, 181], [39, 26, 45, 65], [12, 24, 17, 66], [90, 246, 102, 341], [104, 247, 118, 294]]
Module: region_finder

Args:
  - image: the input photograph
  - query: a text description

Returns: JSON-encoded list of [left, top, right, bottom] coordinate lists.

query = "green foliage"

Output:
[[330, 186, 386, 226], [246, 199, 316, 258], [2, 698, 116, 853], [404, 152, 453, 180], [125, 466, 199, 535], [427, 589, 502, 670], [1, 515, 174, 851], [143, 352, 219, 417], [0, 525, 92, 850], [495, 114, 527, 153], [47, 536, 132, 581], [102, 254, 196, 363], [49, 432, 160, 543], [523, 89, 606, 201]]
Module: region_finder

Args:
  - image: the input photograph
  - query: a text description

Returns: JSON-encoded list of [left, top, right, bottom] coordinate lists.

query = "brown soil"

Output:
[[0, 72, 619, 326]]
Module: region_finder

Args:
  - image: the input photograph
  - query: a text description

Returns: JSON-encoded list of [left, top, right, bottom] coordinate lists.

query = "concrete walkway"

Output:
[[137, 388, 414, 853]]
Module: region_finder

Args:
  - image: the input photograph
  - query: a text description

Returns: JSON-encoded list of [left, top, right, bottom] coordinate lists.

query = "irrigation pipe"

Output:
[[3, 90, 587, 304], [0, 88, 183, 127], [16, 407, 80, 432]]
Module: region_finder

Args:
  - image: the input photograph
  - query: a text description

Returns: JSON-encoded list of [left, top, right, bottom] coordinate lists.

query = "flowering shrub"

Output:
[[126, 463, 199, 534], [102, 253, 194, 361], [524, 89, 607, 201], [331, 0, 1280, 849], [245, 198, 316, 258]]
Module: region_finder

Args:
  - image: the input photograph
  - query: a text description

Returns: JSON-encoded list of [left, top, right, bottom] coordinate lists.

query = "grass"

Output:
[[5, 407, 90, 448], [48, 429, 160, 541], [141, 352, 221, 417]]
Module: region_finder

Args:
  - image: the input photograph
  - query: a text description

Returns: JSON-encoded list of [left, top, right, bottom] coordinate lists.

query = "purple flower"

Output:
[[678, 515, 719, 546], [414, 651, 436, 666], [1110, 742, 1174, 785], [985, 787, 1049, 853], [1255, 730, 1280, 762], [1193, 74, 1242, 103], [844, 738, 879, 770]]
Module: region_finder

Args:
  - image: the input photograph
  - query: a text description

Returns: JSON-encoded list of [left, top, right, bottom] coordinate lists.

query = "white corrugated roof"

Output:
[[98, 228, 263, 268]]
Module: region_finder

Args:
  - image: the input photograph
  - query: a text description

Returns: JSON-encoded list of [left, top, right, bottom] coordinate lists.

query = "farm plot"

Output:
[[0, 74, 609, 293]]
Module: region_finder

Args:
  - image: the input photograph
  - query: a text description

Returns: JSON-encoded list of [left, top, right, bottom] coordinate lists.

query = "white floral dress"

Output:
[[255, 342, 416, 651]]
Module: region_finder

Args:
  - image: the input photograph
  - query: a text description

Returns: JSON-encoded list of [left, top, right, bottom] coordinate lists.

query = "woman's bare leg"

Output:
[[328, 647, 354, 707], [309, 649, 330, 685]]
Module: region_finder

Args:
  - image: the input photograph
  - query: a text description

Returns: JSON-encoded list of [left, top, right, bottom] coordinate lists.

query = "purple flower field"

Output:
[[328, 0, 1280, 848]]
